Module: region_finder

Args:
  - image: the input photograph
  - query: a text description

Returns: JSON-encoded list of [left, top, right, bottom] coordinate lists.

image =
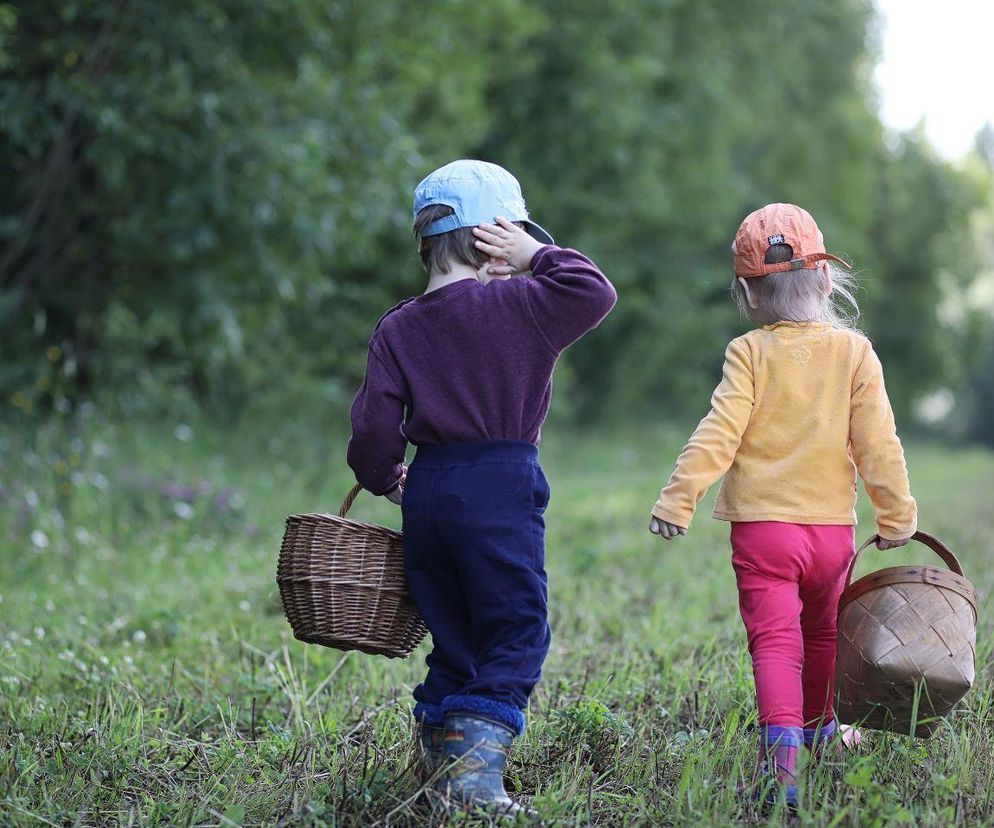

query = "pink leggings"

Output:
[[730, 521, 855, 728]]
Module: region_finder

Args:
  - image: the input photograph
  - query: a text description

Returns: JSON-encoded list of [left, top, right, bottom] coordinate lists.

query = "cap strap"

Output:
[[418, 214, 464, 238], [739, 251, 852, 278]]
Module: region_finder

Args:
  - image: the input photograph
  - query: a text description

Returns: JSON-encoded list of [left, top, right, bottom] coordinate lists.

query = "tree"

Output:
[[0, 0, 537, 416], [1, 0, 988, 431]]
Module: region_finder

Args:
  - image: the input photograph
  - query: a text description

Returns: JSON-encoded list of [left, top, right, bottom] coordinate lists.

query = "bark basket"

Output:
[[835, 530, 977, 736]]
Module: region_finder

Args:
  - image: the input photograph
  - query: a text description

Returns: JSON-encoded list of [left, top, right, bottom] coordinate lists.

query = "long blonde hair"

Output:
[[730, 243, 860, 330]]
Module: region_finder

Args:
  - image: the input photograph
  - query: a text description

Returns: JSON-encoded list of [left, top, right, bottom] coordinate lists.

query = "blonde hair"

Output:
[[730, 243, 861, 330]]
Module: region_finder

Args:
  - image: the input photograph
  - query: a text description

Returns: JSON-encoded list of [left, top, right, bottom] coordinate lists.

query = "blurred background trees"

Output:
[[2, 0, 993, 439]]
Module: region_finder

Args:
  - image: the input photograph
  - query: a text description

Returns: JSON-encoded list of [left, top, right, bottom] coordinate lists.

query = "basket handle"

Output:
[[845, 530, 964, 588], [338, 483, 363, 518]]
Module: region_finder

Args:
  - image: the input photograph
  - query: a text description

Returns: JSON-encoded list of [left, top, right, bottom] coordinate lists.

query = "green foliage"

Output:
[[1, 0, 539, 416], [0, 0, 991, 430], [864, 131, 986, 418], [480, 0, 887, 415], [960, 130, 994, 444]]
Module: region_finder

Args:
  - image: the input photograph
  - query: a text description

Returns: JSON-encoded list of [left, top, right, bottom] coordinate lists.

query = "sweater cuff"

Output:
[[876, 522, 917, 542], [529, 244, 557, 272], [651, 502, 691, 528], [363, 469, 404, 497]]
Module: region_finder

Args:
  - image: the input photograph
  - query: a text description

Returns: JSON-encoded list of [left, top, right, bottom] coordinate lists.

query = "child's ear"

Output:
[[737, 277, 759, 310]]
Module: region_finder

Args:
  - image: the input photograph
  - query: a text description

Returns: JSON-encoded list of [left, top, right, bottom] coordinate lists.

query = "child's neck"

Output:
[[425, 263, 480, 294]]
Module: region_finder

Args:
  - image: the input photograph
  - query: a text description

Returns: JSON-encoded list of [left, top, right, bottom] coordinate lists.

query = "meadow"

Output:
[[2, 413, 993, 827]]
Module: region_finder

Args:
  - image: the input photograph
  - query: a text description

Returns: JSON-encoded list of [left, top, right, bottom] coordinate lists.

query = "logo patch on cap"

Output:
[[767, 234, 786, 245]]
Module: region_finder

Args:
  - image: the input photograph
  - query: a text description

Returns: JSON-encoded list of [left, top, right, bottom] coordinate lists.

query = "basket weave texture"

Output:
[[276, 484, 428, 658], [835, 531, 977, 736]]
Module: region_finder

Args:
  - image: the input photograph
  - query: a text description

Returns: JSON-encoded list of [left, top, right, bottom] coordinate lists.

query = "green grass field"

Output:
[[2, 416, 993, 827]]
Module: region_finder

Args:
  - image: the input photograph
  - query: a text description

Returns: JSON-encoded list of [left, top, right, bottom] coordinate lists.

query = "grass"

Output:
[[2, 411, 994, 826]]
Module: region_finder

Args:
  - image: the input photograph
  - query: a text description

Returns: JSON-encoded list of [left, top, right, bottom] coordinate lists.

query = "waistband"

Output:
[[412, 440, 539, 467]]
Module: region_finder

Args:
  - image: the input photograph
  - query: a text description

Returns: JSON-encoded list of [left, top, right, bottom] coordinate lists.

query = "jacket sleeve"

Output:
[[520, 245, 617, 352], [651, 341, 754, 528], [346, 342, 408, 496], [849, 341, 917, 540]]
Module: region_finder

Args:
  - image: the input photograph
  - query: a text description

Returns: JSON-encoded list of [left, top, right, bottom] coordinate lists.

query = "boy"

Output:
[[347, 159, 616, 813]]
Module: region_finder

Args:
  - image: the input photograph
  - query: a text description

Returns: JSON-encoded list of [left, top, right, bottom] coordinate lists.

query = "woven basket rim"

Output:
[[285, 511, 402, 539], [840, 563, 978, 616]]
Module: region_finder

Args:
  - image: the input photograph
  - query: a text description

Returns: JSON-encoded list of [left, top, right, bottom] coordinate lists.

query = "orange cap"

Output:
[[732, 203, 851, 278]]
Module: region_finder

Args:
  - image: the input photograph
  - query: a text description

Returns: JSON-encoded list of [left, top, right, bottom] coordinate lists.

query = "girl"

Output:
[[648, 203, 917, 807]]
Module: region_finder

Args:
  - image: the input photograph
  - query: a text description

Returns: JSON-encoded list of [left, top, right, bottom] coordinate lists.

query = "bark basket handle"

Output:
[[338, 483, 363, 518], [845, 530, 964, 588]]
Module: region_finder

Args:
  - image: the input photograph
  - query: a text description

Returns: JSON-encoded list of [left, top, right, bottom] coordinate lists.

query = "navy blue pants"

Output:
[[402, 441, 551, 736]]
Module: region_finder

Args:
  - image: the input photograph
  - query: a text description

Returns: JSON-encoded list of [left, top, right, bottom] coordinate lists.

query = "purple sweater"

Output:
[[347, 245, 617, 494]]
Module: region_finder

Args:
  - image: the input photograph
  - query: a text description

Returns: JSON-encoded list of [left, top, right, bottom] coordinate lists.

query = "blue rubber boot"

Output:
[[416, 723, 445, 782], [438, 713, 523, 816], [757, 725, 802, 809]]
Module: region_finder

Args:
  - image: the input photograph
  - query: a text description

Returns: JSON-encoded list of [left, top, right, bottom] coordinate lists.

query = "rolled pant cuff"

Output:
[[413, 701, 445, 728], [441, 694, 525, 736]]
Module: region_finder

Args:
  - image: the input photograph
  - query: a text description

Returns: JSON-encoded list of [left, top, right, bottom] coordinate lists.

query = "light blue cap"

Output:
[[413, 159, 554, 245]]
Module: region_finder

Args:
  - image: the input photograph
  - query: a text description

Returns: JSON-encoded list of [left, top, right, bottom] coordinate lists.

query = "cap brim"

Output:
[[524, 220, 554, 246]]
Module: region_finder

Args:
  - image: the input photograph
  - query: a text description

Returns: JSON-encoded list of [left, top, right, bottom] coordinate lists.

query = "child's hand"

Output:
[[480, 257, 512, 283], [384, 465, 407, 506], [876, 536, 910, 550], [473, 216, 544, 275], [649, 517, 687, 539]]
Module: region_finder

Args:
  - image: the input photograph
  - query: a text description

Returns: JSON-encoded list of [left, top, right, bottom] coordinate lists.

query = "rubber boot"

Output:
[[757, 725, 802, 809], [438, 713, 523, 816], [416, 723, 445, 782], [803, 718, 836, 758], [804, 719, 863, 757]]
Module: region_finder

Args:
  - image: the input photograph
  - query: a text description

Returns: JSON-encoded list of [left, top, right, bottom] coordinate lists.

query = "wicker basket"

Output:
[[276, 484, 428, 658], [835, 531, 977, 736]]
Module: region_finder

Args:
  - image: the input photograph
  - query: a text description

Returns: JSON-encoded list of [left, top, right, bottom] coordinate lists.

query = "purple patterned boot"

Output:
[[804, 719, 861, 757], [803, 718, 836, 757], [757, 725, 802, 808]]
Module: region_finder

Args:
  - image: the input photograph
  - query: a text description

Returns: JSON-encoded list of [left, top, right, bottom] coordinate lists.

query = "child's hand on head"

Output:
[[478, 257, 512, 284], [473, 216, 544, 276], [649, 517, 687, 540]]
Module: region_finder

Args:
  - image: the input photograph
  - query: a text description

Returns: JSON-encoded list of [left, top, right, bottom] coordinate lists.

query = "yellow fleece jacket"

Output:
[[651, 321, 917, 541]]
